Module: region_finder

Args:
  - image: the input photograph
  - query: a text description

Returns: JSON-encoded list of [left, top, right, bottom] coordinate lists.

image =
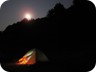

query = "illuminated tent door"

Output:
[[17, 48, 48, 65]]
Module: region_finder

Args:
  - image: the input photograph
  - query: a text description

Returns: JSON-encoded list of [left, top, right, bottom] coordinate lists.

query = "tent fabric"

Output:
[[17, 48, 48, 65]]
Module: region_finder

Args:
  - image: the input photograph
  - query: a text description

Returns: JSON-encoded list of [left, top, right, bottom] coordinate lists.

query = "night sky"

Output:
[[0, 0, 73, 31]]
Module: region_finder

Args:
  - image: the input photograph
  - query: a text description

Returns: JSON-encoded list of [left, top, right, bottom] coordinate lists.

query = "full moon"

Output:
[[24, 13, 32, 20]]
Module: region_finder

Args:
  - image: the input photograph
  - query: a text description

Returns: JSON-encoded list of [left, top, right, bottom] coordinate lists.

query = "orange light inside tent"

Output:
[[18, 56, 28, 64], [17, 49, 36, 65], [27, 51, 36, 65]]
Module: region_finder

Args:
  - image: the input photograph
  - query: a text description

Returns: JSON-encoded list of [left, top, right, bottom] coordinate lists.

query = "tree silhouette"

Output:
[[47, 3, 66, 18]]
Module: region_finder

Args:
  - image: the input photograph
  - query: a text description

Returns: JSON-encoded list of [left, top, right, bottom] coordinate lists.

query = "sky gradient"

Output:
[[0, 0, 73, 31]]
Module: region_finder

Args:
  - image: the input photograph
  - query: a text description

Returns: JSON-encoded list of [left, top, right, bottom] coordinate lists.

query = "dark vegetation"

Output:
[[0, 0, 96, 72]]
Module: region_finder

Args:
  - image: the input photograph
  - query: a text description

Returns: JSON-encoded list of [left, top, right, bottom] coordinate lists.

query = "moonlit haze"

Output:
[[24, 13, 32, 20], [0, 0, 73, 31]]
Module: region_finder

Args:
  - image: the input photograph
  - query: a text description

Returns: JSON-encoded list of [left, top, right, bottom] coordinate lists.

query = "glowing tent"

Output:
[[17, 48, 48, 65]]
